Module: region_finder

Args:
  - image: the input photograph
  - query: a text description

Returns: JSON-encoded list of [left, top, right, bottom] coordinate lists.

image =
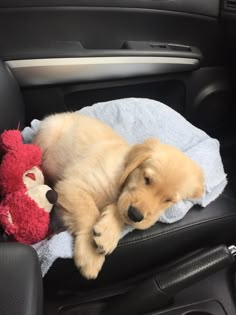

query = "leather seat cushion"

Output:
[[0, 243, 43, 315], [44, 191, 236, 294]]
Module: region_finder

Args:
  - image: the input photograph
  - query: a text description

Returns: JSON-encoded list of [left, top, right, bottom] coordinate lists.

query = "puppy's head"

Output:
[[118, 139, 204, 229]]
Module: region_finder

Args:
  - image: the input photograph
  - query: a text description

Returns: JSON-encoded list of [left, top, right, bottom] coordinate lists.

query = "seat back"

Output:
[[0, 61, 25, 132]]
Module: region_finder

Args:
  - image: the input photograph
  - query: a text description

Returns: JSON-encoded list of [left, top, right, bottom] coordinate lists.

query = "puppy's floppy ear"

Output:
[[119, 138, 159, 188], [185, 165, 205, 200], [190, 178, 205, 199]]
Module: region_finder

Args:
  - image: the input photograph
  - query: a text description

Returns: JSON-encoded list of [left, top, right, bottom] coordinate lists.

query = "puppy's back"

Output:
[[33, 112, 127, 182], [33, 112, 74, 152]]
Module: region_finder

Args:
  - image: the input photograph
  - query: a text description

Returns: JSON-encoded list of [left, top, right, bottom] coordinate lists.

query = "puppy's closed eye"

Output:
[[144, 176, 151, 185], [143, 167, 156, 186], [164, 198, 172, 203]]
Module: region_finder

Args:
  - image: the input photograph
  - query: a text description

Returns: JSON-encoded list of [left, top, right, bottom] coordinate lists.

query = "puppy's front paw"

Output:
[[74, 235, 105, 279], [93, 209, 123, 255]]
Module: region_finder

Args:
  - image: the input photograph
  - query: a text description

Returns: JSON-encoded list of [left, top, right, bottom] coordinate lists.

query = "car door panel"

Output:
[[0, 0, 220, 17], [0, 0, 231, 177], [0, 6, 223, 65]]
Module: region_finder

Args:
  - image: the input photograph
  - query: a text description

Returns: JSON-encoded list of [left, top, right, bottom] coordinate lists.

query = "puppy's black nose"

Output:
[[128, 206, 144, 222], [46, 190, 58, 204]]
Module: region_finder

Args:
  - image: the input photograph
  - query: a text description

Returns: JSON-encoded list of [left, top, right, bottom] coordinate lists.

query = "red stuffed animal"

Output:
[[0, 130, 58, 244]]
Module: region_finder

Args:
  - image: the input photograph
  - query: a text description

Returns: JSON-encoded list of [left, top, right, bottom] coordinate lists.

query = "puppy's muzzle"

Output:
[[128, 206, 144, 222]]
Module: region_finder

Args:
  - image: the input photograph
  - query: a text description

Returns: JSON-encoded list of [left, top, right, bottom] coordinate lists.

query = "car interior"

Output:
[[1, 0, 236, 314]]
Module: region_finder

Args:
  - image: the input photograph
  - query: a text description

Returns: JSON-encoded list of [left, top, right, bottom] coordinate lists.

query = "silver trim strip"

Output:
[[6, 57, 199, 86]]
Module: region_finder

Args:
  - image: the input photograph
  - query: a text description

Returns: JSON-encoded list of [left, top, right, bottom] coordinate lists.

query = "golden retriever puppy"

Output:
[[33, 112, 204, 279]]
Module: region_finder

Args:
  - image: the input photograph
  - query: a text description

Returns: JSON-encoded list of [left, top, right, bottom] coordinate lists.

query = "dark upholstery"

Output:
[[0, 243, 43, 315], [44, 191, 236, 294], [0, 61, 25, 133]]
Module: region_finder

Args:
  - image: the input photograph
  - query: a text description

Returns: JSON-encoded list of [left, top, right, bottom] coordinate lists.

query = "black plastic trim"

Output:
[[0, 7, 223, 65], [0, 0, 220, 17]]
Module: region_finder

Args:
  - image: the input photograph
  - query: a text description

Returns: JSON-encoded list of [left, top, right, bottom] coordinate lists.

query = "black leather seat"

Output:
[[0, 61, 25, 133], [0, 244, 43, 315], [44, 190, 236, 295]]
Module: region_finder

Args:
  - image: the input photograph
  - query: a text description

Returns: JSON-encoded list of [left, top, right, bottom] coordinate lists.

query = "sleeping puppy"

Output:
[[33, 112, 204, 279]]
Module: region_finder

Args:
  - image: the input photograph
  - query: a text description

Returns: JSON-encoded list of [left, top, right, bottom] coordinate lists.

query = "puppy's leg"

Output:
[[93, 204, 125, 255], [56, 182, 105, 279]]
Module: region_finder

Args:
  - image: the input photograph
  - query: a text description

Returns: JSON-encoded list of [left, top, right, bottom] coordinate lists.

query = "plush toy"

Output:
[[0, 130, 58, 245]]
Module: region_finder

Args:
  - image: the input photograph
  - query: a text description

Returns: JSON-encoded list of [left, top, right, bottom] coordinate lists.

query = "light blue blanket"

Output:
[[22, 98, 227, 276]]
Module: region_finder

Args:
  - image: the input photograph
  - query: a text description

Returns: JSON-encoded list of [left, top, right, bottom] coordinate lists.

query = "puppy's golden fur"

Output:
[[34, 112, 204, 279]]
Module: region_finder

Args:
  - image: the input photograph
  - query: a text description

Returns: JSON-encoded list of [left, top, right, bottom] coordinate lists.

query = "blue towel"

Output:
[[22, 98, 227, 276]]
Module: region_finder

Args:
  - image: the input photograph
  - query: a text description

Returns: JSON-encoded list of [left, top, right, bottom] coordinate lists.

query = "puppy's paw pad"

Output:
[[93, 229, 101, 237], [93, 219, 120, 255], [95, 245, 106, 255]]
